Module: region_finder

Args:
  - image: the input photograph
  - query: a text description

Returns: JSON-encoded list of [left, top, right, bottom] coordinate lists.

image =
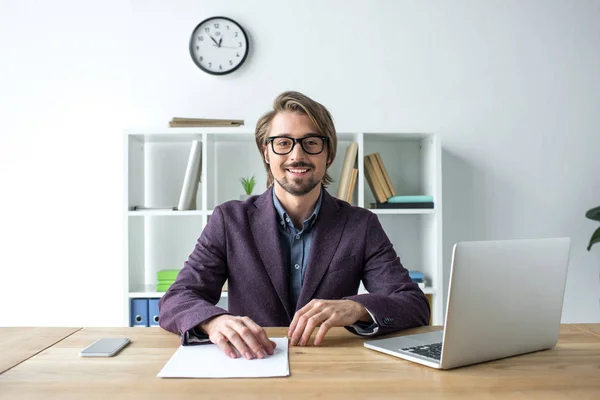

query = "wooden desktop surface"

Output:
[[0, 327, 81, 374], [0, 325, 599, 399]]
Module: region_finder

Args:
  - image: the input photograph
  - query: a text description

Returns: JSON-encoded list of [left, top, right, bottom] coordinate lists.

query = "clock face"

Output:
[[189, 16, 249, 75]]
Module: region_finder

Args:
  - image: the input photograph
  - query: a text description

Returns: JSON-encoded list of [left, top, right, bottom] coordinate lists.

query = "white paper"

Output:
[[157, 337, 289, 378]]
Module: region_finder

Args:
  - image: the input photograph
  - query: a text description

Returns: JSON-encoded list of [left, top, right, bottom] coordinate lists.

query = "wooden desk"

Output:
[[0, 325, 599, 399], [0, 327, 81, 374]]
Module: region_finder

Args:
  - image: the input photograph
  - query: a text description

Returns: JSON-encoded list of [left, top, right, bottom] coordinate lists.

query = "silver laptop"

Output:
[[364, 238, 571, 369]]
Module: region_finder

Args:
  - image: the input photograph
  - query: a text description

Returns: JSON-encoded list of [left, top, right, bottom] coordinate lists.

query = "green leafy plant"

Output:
[[240, 175, 256, 195], [586, 205, 600, 251]]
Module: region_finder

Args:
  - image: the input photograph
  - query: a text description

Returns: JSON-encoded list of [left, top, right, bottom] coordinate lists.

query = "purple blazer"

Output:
[[158, 186, 430, 338]]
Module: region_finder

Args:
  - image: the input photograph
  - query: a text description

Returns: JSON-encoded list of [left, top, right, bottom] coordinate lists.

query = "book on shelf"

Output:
[[388, 195, 434, 203], [409, 271, 425, 282], [367, 153, 392, 199], [131, 206, 177, 211], [373, 152, 396, 196], [177, 140, 202, 211], [169, 117, 244, 127], [336, 142, 358, 202], [364, 155, 387, 203], [345, 168, 358, 203], [409, 271, 426, 289], [369, 202, 434, 209]]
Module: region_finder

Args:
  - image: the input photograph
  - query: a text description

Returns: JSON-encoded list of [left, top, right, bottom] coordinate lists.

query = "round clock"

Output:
[[189, 16, 249, 75]]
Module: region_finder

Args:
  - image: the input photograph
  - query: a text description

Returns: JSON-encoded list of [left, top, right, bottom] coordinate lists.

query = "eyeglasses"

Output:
[[267, 135, 328, 155]]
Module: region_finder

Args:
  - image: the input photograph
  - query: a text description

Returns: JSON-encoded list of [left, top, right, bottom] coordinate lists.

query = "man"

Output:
[[158, 91, 430, 360]]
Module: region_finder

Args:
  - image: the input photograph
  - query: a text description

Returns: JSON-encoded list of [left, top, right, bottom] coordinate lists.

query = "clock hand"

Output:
[[218, 37, 222, 48], [209, 36, 219, 47]]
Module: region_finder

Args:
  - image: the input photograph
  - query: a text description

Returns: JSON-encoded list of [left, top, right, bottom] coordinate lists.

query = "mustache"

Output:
[[282, 162, 314, 169]]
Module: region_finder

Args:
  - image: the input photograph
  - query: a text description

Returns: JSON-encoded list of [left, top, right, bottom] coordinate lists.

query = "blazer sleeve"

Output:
[[343, 212, 430, 335], [158, 206, 230, 340]]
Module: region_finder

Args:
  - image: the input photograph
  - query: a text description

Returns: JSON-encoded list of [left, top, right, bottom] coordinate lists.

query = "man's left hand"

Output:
[[288, 299, 371, 346]]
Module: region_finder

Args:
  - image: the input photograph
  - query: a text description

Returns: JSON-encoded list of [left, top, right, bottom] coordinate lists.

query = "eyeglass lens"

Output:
[[271, 136, 325, 155]]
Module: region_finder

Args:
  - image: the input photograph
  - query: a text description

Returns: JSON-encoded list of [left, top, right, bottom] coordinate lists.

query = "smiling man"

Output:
[[158, 91, 430, 360]]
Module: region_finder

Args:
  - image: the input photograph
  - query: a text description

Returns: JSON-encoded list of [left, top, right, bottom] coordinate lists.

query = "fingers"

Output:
[[207, 315, 274, 360], [289, 300, 359, 346], [241, 316, 276, 355], [289, 302, 310, 336], [222, 325, 256, 360], [290, 300, 323, 346], [228, 319, 272, 359], [212, 331, 238, 359], [299, 311, 327, 346], [314, 321, 332, 346]]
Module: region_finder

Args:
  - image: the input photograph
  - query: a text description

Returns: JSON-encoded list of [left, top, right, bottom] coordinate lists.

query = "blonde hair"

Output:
[[255, 91, 337, 188]]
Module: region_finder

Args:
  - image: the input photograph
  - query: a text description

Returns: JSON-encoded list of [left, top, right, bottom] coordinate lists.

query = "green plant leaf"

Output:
[[240, 175, 256, 195], [587, 226, 600, 251], [585, 206, 600, 222]]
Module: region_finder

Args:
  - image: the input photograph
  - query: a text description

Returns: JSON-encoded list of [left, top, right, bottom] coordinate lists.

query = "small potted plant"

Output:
[[240, 175, 256, 201], [586, 205, 600, 251]]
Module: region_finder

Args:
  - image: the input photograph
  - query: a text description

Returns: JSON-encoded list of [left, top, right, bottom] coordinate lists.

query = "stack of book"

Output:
[[336, 142, 358, 203], [409, 270, 426, 289], [364, 152, 396, 203], [156, 269, 181, 292], [168, 117, 244, 127], [370, 195, 434, 209]]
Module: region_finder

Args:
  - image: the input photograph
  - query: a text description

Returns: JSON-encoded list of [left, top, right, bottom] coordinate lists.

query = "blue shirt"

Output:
[[272, 188, 322, 308]]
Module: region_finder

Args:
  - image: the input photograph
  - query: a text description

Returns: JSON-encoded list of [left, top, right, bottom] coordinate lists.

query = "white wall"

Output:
[[1, 0, 599, 326]]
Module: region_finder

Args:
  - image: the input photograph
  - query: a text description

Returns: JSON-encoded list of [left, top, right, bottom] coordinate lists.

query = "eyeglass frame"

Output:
[[266, 135, 328, 155]]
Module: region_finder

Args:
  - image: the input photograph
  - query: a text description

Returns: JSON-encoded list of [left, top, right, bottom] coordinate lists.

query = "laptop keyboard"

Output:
[[401, 342, 442, 360]]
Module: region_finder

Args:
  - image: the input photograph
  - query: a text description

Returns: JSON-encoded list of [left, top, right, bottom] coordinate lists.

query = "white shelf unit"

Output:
[[125, 128, 443, 326]]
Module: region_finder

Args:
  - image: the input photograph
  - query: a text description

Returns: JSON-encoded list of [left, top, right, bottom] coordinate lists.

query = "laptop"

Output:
[[364, 237, 571, 369]]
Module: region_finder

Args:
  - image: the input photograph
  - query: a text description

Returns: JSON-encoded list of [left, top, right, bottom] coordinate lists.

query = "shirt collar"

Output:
[[272, 186, 323, 230]]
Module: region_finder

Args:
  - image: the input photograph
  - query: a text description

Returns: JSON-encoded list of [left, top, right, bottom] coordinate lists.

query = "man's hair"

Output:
[[255, 91, 337, 188]]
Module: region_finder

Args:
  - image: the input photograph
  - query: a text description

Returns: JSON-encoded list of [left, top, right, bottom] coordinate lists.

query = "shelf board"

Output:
[[149, 208, 435, 217], [130, 286, 434, 298], [126, 127, 252, 142], [368, 208, 435, 215], [129, 284, 228, 298], [358, 287, 436, 295], [128, 210, 204, 217]]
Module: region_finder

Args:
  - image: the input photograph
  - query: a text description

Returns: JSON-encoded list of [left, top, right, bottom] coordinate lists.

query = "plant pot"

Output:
[[239, 194, 251, 201]]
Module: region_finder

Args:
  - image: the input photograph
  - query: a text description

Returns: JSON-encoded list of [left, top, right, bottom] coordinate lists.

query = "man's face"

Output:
[[263, 111, 329, 197]]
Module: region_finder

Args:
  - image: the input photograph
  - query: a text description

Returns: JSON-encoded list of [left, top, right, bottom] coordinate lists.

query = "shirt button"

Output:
[[295, 234, 300, 240], [286, 218, 290, 223], [294, 264, 300, 270]]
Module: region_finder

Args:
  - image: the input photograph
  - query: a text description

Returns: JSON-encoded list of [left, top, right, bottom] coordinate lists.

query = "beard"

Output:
[[275, 162, 320, 196], [276, 175, 320, 196]]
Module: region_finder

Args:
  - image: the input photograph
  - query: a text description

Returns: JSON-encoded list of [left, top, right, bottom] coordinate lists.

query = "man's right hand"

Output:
[[200, 315, 276, 360]]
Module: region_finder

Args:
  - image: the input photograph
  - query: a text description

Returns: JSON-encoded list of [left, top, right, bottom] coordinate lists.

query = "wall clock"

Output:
[[189, 16, 249, 75]]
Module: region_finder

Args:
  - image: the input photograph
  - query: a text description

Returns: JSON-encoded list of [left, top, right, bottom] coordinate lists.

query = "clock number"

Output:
[[199, 56, 203, 62], [214, 23, 220, 29], [196, 45, 199, 50], [204, 27, 210, 33], [226, 25, 230, 30], [236, 52, 240, 57], [238, 42, 242, 47], [229, 60, 233, 65], [198, 36, 203, 41], [235, 32, 239, 37], [208, 62, 212, 68], [219, 65, 223, 70]]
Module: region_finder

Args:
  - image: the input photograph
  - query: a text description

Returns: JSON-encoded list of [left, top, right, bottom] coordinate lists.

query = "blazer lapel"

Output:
[[248, 187, 293, 320], [297, 190, 346, 309]]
